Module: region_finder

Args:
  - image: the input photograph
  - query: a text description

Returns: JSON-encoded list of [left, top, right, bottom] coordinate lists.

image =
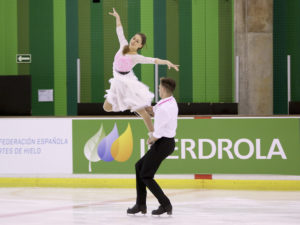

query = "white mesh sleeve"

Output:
[[132, 54, 156, 64], [116, 26, 128, 47]]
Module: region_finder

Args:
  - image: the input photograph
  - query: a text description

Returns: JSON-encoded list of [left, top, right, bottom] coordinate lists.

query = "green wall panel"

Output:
[[219, 0, 233, 102], [78, 0, 91, 103], [166, 0, 180, 100], [232, 0, 235, 102], [192, 0, 206, 102], [53, 0, 67, 116], [154, 0, 166, 88], [17, 0, 30, 75], [0, 0, 4, 75], [273, 0, 300, 113], [66, 0, 78, 115], [0, 0, 18, 75], [273, 0, 288, 114], [140, 0, 154, 93], [205, 0, 219, 102], [91, 2, 104, 103], [179, 0, 193, 102], [286, 0, 300, 101], [30, 0, 54, 115]]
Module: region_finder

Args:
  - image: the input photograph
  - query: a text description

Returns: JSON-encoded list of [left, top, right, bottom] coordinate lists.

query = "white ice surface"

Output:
[[0, 188, 300, 225]]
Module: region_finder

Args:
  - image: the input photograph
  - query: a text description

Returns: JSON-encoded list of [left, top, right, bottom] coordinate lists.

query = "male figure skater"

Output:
[[127, 77, 178, 216]]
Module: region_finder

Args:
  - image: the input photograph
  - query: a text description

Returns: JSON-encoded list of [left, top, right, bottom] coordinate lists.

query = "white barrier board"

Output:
[[0, 119, 72, 174]]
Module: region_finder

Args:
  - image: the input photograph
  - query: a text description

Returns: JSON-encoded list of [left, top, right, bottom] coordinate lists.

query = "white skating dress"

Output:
[[105, 26, 156, 112]]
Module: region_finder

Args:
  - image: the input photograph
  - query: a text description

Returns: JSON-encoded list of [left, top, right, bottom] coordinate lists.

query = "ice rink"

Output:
[[0, 188, 300, 225]]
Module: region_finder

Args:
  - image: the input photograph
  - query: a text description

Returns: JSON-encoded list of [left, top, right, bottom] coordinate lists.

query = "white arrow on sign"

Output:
[[18, 56, 30, 62], [16, 54, 31, 63]]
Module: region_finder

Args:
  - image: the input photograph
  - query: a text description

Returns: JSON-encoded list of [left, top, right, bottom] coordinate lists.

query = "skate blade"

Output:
[[151, 212, 173, 217], [127, 212, 147, 216]]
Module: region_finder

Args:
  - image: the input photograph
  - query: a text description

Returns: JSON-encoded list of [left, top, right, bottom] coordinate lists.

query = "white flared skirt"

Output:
[[104, 70, 154, 112]]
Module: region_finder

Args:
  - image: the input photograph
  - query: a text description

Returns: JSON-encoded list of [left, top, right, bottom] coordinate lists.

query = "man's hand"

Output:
[[147, 138, 154, 145], [147, 136, 158, 145], [145, 106, 154, 117]]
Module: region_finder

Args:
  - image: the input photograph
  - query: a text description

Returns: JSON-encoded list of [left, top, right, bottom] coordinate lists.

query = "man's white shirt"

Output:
[[152, 96, 178, 139]]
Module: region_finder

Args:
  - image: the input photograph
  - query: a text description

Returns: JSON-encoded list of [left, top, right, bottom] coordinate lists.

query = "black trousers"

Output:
[[135, 137, 175, 207]]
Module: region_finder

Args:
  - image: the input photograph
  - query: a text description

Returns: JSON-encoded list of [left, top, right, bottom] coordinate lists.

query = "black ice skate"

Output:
[[152, 204, 172, 215], [127, 204, 147, 215]]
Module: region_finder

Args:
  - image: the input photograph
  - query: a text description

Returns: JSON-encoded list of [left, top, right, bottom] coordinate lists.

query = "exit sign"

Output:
[[16, 54, 31, 63]]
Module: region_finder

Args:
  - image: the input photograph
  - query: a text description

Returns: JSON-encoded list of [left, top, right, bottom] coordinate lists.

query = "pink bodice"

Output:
[[113, 50, 135, 72], [113, 26, 156, 72]]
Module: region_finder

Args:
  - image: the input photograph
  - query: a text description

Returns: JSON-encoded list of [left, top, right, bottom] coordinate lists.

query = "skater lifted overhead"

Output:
[[103, 8, 179, 134]]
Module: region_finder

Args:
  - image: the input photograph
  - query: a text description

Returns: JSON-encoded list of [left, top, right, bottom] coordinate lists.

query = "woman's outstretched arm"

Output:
[[155, 58, 180, 71], [133, 55, 180, 71], [109, 8, 122, 27], [109, 8, 128, 47]]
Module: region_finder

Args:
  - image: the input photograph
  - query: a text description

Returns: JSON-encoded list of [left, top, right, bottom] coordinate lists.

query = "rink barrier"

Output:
[[1, 116, 300, 187], [1, 177, 300, 190], [2, 116, 300, 175]]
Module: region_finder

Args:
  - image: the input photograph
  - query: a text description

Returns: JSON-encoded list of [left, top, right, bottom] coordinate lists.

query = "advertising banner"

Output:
[[0, 119, 72, 174], [72, 118, 300, 175]]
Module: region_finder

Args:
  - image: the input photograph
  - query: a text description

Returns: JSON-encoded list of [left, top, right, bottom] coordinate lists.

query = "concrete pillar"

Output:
[[235, 0, 273, 115]]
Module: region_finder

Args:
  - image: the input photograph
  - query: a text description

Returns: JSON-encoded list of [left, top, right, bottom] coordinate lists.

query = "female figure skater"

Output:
[[103, 8, 179, 134]]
